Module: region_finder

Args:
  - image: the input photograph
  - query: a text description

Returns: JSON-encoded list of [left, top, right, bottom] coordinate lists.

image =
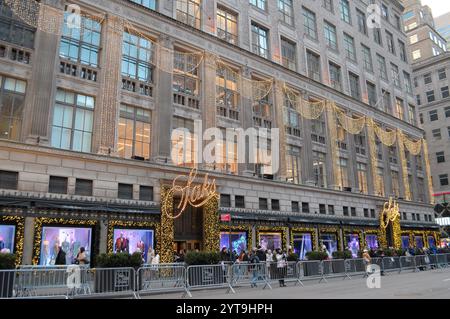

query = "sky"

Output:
[[421, 0, 450, 18]]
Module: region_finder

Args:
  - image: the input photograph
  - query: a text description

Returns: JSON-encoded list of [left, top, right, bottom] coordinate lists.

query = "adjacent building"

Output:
[[403, 0, 450, 201], [0, 0, 438, 265], [434, 13, 450, 51]]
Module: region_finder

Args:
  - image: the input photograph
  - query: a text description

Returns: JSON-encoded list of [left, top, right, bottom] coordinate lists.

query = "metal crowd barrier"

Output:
[[3, 254, 450, 299], [345, 258, 367, 277], [230, 262, 271, 290], [382, 256, 401, 273], [185, 264, 234, 296], [83, 267, 137, 299], [266, 261, 301, 287], [400, 256, 416, 272], [298, 260, 323, 282], [136, 264, 188, 298], [321, 259, 351, 282]]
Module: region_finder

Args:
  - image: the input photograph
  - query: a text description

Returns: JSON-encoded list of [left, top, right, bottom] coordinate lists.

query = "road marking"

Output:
[[443, 278, 450, 282]]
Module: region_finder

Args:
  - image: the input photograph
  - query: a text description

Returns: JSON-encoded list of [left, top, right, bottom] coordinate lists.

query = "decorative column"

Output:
[[160, 186, 174, 263], [153, 35, 174, 163], [201, 52, 217, 170], [274, 80, 287, 181], [93, 14, 124, 155], [325, 101, 340, 190], [22, 2, 64, 144], [241, 67, 255, 176], [422, 139, 434, 204], [397, 130, 411, 200], [203, 194, 220, 252], [367, 120, 379, 196]]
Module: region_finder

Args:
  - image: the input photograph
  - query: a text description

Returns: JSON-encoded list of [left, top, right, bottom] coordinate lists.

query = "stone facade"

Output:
[[0, 0, 439, 264]]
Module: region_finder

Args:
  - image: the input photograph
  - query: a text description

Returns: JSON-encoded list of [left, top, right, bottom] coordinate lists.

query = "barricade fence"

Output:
[[1, 254, 449, 299]]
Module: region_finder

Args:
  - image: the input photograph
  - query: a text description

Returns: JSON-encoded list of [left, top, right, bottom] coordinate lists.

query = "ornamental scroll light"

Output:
[[378, 197, 402, 249]]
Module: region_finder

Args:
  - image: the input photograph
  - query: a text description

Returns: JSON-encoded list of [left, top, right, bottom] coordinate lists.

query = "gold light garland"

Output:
[[378, 199, 401, 249], [367, 121, 383, 197], [32, 217, 98, 265], [318, 226, 341, 251], [256, 226, 288, 250], [343, 229, 364, 250], [397, 130, 412, 201], [219, 224, 253, 253], [107, 219, 161, 254], [160, 186, 175, 263], [325, 101, 341, 190], [332, 102, 366, 135], [290, 226, 317, 252], [202, 193, 220, 252], [422, 139, 435, 204], [362, 229, 380, 249], [0, 215, 25, 266], [369, 119, 397, 147], [283, 85, 326, 120], [402, 134, 422, 156], [408, 230, 431, 248]]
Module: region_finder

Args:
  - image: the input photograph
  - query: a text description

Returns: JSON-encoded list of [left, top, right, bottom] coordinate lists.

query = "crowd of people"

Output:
[[216, 246, 290, 288]]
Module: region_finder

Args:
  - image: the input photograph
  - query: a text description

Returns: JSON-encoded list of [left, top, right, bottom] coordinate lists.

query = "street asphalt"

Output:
[[141, 268, 450, 299]]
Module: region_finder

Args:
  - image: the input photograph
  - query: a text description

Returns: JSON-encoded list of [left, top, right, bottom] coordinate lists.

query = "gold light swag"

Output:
[[283, 85, 326, 120], [397, 130, 412, 201], [332, 102, 365, 135]]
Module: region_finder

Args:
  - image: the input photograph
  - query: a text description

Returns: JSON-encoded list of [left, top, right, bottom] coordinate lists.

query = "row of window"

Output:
[[220, 192, 431, 220], [417, 87, 450, 105], [417, 68, 447, 86], [0, 170, 154, 201], [422, 106, 450, 123], [429, 127, 450, 142]]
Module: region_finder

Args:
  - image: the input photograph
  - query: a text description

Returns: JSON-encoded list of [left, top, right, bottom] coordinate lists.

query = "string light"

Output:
[[283, 85, 326, 120], [397, 130, 412, 201], [220, 224, 253, 253], [107, 220, 161, 254], [367, 120, 383, 197], [343, 228, 364, 251], [422, 139, 435, 204], [318, 225, 341, 251], [32, 217, 97, 265], [325, 101, 341, 190], [160, 186, 175, 263], [402, 133, 422, 156], [290, 226, 317, 252], [0, 215, 24, 266], [202, 193, 220, 252], [256, 226, 288, 250], [368, 119, 397, 147], [332, 102, 366, 135]]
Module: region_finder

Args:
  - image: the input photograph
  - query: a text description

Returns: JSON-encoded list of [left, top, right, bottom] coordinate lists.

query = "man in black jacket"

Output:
[[256, 245, 266, 262]]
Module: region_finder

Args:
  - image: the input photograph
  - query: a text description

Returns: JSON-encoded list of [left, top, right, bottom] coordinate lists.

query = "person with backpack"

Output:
[[249, 248, 261, 288]]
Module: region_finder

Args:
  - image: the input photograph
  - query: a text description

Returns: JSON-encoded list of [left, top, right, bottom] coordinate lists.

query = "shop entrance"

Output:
[[173, 199, 204, 253]]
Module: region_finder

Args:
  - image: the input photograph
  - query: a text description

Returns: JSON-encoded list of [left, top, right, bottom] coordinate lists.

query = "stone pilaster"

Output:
[[241, 67, 255, 176], [22, 3, 64, 145], [274, 80, 287, 181], [22, 217, 35, 265], [93, 15, 124, 155], [153, 35, 174, 163]]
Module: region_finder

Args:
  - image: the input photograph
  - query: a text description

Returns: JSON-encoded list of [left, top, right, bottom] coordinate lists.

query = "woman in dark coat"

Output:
[[55, 246, 66, 265]]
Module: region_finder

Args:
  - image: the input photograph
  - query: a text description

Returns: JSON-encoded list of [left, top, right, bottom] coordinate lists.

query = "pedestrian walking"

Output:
[[249, 248, 261, 288]]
